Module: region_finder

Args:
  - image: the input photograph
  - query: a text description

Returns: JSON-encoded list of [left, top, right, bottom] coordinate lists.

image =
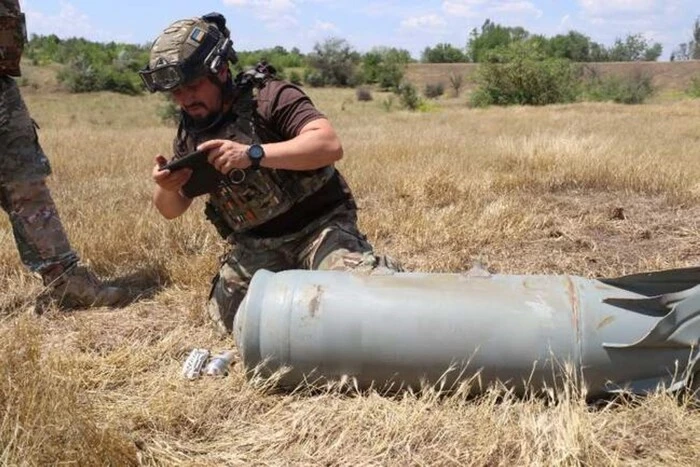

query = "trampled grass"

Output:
[[2, 76, 700, 465]]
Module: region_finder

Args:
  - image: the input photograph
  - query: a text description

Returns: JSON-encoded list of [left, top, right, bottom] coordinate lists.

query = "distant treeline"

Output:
[[21, 16, 700, 97], [422, 19, 665, 63], [22, 33, 414, 94], [23, 34, 314, 95]]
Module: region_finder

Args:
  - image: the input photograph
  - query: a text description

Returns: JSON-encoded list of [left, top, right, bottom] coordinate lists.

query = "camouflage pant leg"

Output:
[[208, 205, 402, 333], [207, 240, 295, 334], [0, 179, 78, 273], [297, 206, 404, 273], [0, 76, 52, 183]]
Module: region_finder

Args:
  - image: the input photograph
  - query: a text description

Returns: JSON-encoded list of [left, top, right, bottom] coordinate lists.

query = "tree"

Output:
[[307, 37, 360, 87], [694, 17, 700, 59], [546, 31, 592, 62], [672, 16, 700, 61], [421, 43, 467, 63], [643, 43, 663, 62], [236, 46, 305, 70], [361, 47, 410, 90], [471, 41, 579, 107], [467, 19, 530, 62], [608, 34, 662, 62]]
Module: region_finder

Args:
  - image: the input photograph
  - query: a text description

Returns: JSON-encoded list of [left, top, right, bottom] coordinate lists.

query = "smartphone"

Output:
[[159, 150, 209, 172], [160, 150, 224, 198]]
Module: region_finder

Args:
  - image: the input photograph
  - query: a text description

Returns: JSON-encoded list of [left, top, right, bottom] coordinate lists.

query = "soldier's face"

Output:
[[170, 75, 223, 120]]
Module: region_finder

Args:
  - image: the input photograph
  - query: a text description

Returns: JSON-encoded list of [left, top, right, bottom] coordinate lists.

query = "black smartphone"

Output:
[[160, 150, 224, 198], [159, 150, 209, 172]]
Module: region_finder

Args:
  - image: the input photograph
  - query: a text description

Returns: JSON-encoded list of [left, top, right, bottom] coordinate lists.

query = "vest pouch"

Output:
[[211, 169, 294, 232], [0, 12, 26, 76]]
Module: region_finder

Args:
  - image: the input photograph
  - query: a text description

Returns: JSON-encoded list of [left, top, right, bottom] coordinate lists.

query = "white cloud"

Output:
[[223, 0, 298, 30], [442, 0, 541, 19], [312, 20, 339, 32], [492, 1, 542, 18], [401, 14, 448, 31], [578, 0, 657, 15], [223, 0, 296, 13], [20, 0, 120, 41], [442, 0, 487, 18]]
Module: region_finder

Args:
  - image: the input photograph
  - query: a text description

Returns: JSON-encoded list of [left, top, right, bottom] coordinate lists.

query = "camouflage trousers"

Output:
[[0, 76, 78, 273], [208, 204, 402, 333], [0, 179, 79, 273], [0, 76, 51, 182]]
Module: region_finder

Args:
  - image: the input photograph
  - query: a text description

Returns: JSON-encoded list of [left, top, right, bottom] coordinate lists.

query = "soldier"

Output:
[[0, 0, 127, 309], [142, 12, 400, 334]]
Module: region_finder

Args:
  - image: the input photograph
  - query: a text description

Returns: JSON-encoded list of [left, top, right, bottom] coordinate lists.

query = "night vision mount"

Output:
[[202, 12, 238, 72]]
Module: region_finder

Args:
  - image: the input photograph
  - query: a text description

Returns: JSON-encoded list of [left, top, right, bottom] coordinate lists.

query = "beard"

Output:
[[183, 101, 223, 132]]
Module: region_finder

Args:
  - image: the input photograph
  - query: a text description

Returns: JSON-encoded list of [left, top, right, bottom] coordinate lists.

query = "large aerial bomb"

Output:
[[233, 267, 700, 398]]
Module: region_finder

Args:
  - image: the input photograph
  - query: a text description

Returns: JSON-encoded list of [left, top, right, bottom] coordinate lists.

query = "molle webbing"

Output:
[[176, 75, 336, 235]]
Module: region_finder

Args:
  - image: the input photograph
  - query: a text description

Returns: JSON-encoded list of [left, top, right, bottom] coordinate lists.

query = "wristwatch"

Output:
[[246, 144, 265, 170]]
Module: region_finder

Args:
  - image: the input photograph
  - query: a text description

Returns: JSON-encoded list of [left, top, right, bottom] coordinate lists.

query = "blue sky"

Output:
[[19, 1, 698, 60]]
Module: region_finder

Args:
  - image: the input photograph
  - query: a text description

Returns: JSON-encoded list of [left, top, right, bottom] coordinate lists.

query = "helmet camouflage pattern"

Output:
[[140, 12, 237, 93]]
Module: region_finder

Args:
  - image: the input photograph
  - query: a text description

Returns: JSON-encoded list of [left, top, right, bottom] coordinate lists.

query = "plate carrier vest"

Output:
[[174, 65, 337, 238]]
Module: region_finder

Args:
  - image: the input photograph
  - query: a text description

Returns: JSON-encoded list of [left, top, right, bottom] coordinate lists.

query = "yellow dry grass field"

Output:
[[2, 70, 700, 465]]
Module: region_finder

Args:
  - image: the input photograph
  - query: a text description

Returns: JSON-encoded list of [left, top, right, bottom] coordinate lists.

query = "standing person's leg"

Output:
[[0, 77, 126, 308], [0, 178, 78, 273]]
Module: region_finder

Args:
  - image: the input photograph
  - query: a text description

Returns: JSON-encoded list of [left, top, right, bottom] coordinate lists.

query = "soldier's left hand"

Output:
[[198, 139, 251, 174]]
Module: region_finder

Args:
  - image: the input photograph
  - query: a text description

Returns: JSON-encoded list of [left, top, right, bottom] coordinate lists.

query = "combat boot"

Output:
[[40, 264, 128, 309]]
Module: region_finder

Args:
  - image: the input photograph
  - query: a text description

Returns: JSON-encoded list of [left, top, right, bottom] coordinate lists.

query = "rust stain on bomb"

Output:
[[308, 285, 323, 318]]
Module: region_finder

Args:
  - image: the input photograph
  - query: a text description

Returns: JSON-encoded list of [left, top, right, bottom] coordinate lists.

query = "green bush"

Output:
[[306, 37, 360, 87], [375, 63, 404, 91], [468, 88, 493, 108], [424, 82, 445, 99], [236, 46, 305, 70], [470, 43, 579, 107], [687, 76, 700, 98], [56, 57, 100, 93], [396, 82, 422, 111], [303, 68, 326, 87], [583, 71, 655, 104], [57, 59, 143, 95], [288, 70, 303, 86], [27, 35, 148, 95]]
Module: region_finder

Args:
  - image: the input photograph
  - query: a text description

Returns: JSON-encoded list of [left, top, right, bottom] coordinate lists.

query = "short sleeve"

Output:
[[256, 81, 326, 140]]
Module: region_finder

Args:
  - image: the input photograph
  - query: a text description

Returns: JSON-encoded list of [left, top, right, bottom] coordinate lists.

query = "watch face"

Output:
[[248, 144, 264, 159]]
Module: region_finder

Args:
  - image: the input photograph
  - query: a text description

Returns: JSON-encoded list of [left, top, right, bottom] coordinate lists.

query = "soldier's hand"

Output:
[[199, 139, 251, 174], [152, 155, 192, 192]]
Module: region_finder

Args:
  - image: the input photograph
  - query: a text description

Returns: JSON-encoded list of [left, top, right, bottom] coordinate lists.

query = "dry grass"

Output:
[[2, 73, 700, 464]]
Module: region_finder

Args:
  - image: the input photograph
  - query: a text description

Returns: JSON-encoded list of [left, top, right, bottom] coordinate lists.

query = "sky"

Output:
[[18, 1, 699, 60]]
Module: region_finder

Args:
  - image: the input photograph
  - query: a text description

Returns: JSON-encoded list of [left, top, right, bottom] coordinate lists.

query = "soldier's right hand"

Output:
[[152, 155, 192, 192]]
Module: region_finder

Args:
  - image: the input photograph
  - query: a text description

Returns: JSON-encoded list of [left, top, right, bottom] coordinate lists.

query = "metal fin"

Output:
[[599, 266, 700, 297], [604, 285, 700, 349]]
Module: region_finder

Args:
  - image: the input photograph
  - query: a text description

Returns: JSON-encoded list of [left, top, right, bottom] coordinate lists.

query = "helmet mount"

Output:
[[139, 13, 238, 93]]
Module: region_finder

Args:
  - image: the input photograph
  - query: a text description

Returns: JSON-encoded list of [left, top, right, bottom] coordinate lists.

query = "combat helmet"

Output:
[[139, 12, 238, 93]]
